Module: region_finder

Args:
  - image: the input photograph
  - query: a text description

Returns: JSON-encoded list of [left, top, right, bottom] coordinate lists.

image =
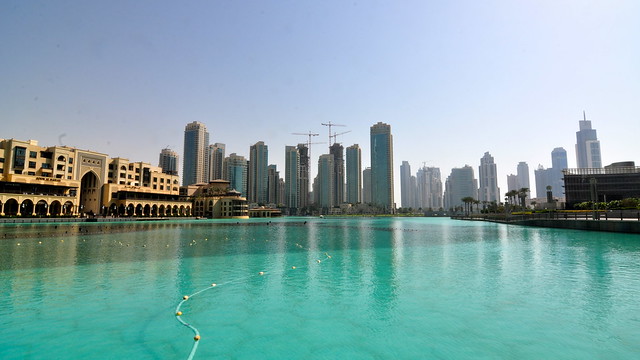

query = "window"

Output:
[[68, 167, 73, 173], [153, 185, 157, 189], [13, 147, 26, 168], [27, 171, 36, 175], [29, 161, 36, 168], [68, 158, 73, 164], [120, 173, 125, 178], [0, 158, 4, 163], [57, 155, 65, 161], [41, 163, 51, 169], [153, 177, 157, 182], [108, 164, 114, 170], [57, 164, 64, 170], [108, 172, 113, 178], [135, 175, 140, 181], [29, 151, 37, 158], [40, 151, 52, 159], [15, 170, 22, 174]]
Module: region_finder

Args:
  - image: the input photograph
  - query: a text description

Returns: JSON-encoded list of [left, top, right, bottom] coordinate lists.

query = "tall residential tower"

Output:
[[182, 121, 209, 186], [370, 122, 394, 211]]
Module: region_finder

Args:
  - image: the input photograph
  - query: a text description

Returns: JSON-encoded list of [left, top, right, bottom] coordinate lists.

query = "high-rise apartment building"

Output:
[[417, 166, 443, 210], [223, 153, 248, 197], [297, 143, 310, 211], [370, 122, 394, 211], [182, 121, 209, 186], [575, 112, 602, 169], [330, 143, 345, 206], [284, 146, 300, 212], [507, 174, 518, 192], [267, 164, 280, 205], [516, 162, 530, 190], [207, 143, 225, 181], [551, 147, 568, 198], [362, 167, 372, 204], [248, 141, 268, 204], [444, 165, 478, 210], [400, 161, 413, 209], [159, 148, 178, 176], [346, 144, 362, 204], [317, 154, 335, 211], [478, 152, 500, 202]]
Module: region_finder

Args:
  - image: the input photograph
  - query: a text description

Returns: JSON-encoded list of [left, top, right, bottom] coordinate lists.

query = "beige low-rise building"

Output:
[[191, 180, 249, 218], [0, 138, 190, 217]]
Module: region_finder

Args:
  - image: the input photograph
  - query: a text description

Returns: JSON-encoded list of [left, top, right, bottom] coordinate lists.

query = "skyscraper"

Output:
[[478, 152, 500, 202], [158, 148, 178, 176], [207, 143, 225, 181], [297, 143, 310, 211], [317, 154, 335, 211], [362, 167, 372, 204], [267, 164, 280, 205], [443, 165, 478, 210], [330, 143, 345, 206], [346, 144, 362, 204], [284, 146, 299, 212], [248, 141, 268, 204], [575, 111, 602, 168], [516, 162, 530, 190], [370, 122, 394, 211], [223, 153, 248, 197], [417, 166, 443, 210], [400, 161, 413, 208], [182, 121, 209, 186], [551, 147, 568, 198]]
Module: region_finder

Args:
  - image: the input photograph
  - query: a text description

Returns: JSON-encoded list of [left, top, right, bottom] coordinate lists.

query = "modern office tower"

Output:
[[278, 178, 285, 206], [410, 175, 417, 208], [267, 164, 280, 205], [207, 143, 225, 181], [575, 111, 602, 168], [443, 165, 478, 210], [370, 122, 394, 211], [400, 161, 413, 208], [182, 121, 209, 186], [284, 146, 300, 211], [362, 167, 372, 204], [416, 166, 443, 210], [223, 153, 248, 197], [346, 144, 362, 204], [516, 162, 530, 190], [248, 141, 268, 204], [551, 147, 568, 197], [297, 143, 310, 211], [534, 165, 552, 199], [330, 143, 345, 206], [478, 152, 500, 203], [159, 148, 178, 176], [317, 154, 335, 210], [507, 174, 518, 192]]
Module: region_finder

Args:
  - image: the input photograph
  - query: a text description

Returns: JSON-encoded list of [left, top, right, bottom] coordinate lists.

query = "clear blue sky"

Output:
[[2, 0, 639, 201]]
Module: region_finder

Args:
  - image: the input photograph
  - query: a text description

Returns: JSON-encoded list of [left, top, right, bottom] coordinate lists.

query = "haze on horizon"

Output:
[[2, 0, 639, 201]]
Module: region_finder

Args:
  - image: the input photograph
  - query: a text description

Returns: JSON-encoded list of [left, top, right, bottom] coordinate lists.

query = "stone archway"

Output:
[[4, 199, 19, 216], [151, 205, 158, 217], [35, 200, 48, 216], [20, 199, 34, 216], [80, 171, 101, 215], [50, 201, 62, 216], [62, 201, 74, 216], [143, 204, 151, 217]]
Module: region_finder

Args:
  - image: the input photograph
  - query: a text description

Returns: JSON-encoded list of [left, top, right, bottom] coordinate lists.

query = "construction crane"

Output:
[[330, 130, 352, 146], [321, 121, 346, 147], [292, 131, 324, 165]]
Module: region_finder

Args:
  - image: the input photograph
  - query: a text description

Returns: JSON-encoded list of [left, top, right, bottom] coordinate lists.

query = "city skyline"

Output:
[[2, 1, 639, 203]]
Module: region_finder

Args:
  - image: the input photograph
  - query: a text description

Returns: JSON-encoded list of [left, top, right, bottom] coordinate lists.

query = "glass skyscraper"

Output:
[[575, 112, 602, 168], [346, 144, 362, 205], [370, 122, 394, 211], [182, 121, 209, 186]]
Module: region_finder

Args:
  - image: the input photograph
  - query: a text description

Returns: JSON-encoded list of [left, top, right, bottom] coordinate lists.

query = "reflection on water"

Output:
[[1, 217, 640, 359]]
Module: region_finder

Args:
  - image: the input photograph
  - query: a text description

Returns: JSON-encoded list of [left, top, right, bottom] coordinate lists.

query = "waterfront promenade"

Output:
[[453, 210, 640, 233]]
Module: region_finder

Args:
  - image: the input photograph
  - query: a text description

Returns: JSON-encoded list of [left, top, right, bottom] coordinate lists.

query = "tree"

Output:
[[461, 196, 474, 216], [518, 188, 529, 209]]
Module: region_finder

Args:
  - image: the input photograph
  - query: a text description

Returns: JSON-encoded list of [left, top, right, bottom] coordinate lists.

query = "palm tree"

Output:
[[518, 187, 529, 209], [461, 196, 474, 216]]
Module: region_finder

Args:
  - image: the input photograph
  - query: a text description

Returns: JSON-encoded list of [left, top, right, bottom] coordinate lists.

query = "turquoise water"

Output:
[[1, 217, 639, 359]]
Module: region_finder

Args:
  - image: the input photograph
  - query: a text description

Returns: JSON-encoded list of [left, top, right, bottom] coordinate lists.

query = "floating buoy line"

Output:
[[174, 243, 333, 360]]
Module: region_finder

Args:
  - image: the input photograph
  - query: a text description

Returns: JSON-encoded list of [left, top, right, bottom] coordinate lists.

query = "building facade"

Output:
[[563, 162, 640, 207], [370, 122, 394, 211], [478, 152, 500, 203], [400, 161, 413, 209], [330, 143, 345, 206], [284, 146, 299, 212], [248, 141, 268, 204], [346, 144, 362, 205], [183, 121, 209, 186], [159, 148, 179, 176], [317, 154, 335, 211], [223, 153, 248, 198], [444, 165, 478, 210], [575, 112, 602, 169], [207, 143, 225, 181]]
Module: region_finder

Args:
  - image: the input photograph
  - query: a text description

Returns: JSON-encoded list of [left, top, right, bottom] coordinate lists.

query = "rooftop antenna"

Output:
[[321, 121, 346, 148]]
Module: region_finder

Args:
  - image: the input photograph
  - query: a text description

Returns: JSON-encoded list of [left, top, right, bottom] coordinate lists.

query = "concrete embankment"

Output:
[[510, 219, 640, 234]]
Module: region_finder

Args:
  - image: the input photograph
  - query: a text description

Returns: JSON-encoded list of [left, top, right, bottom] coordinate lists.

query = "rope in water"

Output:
[[174, 248, 333, 360]]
